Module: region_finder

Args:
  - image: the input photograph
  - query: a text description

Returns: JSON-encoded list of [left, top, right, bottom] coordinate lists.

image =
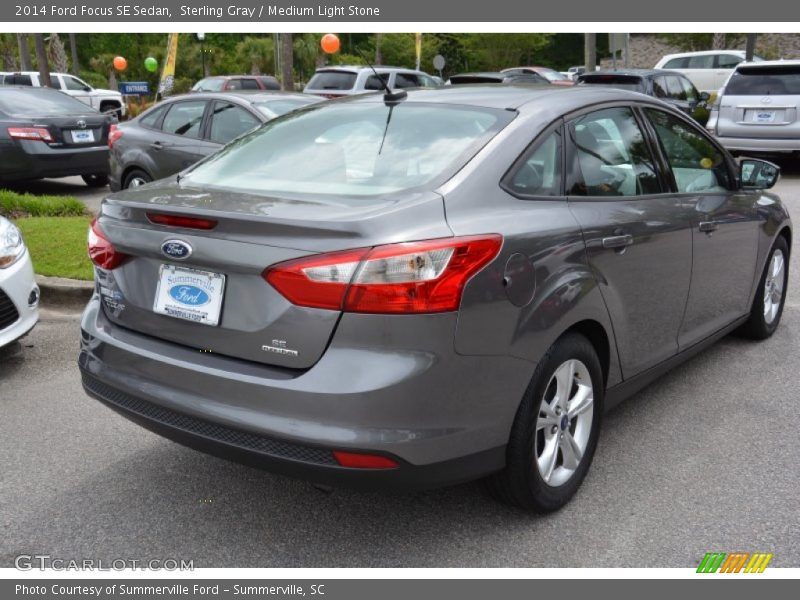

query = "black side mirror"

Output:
[[699, 91, 711, 102], [740, 158, 780, 190]]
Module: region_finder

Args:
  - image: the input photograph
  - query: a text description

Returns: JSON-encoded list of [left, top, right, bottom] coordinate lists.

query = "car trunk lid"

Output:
[[95, 180, 451, 369]]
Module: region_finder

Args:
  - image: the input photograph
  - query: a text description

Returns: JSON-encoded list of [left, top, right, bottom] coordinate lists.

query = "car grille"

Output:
[[0, 288, 20, 331], [80, 372, 338, 465]]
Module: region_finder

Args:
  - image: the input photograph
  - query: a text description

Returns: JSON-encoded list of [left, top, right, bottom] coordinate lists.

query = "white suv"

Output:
[[0, 71, 125, 117], [303, 66, 441, 98], [654, 50, 764, 94]]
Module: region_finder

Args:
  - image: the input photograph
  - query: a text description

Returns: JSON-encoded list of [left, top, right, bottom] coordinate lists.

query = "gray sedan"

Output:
[[81, 85, 790, 512], [108, 91, 322, 190]]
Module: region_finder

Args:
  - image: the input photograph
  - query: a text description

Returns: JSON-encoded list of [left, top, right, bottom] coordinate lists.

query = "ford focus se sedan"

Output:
[[1, 216, 39, 348], [79, 86, 791, 512]]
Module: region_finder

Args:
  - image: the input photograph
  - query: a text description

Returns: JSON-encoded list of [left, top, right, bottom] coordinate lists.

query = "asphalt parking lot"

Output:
[[2, 165, 800, 568]]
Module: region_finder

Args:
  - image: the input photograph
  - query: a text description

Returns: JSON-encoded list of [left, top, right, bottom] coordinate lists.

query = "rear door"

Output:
[[151, 99, 217, 177], [642, 107, 759, 347], [683, 54, 716, 93], [716, 64, 800, 139], [566, 105, 694, 377]]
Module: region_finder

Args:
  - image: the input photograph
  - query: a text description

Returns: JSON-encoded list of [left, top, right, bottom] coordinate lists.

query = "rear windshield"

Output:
[[579, 75, 646, 93], [0, 88, 96, 116], [192, 78, 225, 92], [182, 102, 514, 198], [725, 66, 800, 95], [449, 76, 503, 84], [306, 71, 357, 91]]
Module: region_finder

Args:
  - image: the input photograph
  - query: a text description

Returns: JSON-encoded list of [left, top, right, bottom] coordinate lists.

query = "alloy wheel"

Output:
[[764, 249, 785, 325]]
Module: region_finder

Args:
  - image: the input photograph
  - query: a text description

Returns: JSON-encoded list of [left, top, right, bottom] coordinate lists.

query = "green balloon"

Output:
[[144, 57, 158, 72]]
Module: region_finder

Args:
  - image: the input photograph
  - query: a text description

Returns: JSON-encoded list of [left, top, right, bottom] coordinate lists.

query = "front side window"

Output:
[[679, 77, 698, 103], [666, 76, 688, 100], [395, 73, 422, 89], [644, 108, 730, 193], [161, 101, 206, 138], [653, 77, 669, 99], [569, 106, 660, 197], [182, 103, 514, 199], [506, 130, 562, 197], [364, 74, 390, 90], [62, 75, 89, 91], [139, 104, 168, 129], [192, 78, 225, 92], [208, 102, 261, 144]]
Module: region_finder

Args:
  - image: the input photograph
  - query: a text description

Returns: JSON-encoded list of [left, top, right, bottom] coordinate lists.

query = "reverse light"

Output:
[[146, 212, 218, 230], [108, 123, 123, 149], [8, 127, 53, 142], [332, 451, 399, 469], [265, 234, 502, 314], [87, 218, 127, 269]]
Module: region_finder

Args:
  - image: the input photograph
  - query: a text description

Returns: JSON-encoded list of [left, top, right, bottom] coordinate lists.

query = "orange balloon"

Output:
[[113, 56, 127, 71], [320, 33, 340, 54]]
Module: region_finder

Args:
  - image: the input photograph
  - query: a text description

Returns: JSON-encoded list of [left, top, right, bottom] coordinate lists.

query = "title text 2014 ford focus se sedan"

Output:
[[78, 86, 791, 512]]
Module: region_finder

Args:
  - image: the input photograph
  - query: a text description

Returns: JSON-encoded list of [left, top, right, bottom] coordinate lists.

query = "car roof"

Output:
[[198, 75, 278, 79], [661, 50, 746, 59], [314, 66, 424, 74], [160, 91, 317, 104], [502, 66, 557, 71], [581, 69, 686, 79], [733, 59, 800, 69], [335, 84, 658, 112]]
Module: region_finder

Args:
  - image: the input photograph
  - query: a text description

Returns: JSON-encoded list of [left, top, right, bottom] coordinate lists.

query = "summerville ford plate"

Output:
[[153, 264, 225, 326]]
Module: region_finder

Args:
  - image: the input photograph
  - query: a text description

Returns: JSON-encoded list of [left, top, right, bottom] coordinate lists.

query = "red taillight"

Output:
[[87, 218, 127, 269], [8, 127, 53, 142], [332, 451, 399, 469], [108, 123, 123, 149], [265, 234, 502, 314], [146, 212, 218, 230]]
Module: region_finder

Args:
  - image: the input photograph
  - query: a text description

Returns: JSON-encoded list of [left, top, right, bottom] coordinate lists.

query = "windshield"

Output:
[[579, 75, 646, 93], [307, 71, 357, 91], [253, 98, 319, 118], [0, 88, 98, 116], [193, 78, 225, 92], [182, 102, 513, 198], [725, 66, 800, 95]]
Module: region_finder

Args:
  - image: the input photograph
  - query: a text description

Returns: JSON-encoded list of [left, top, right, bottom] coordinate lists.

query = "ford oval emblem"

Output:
[[161, 239, 192, 260], [168, 285, 210, 306]]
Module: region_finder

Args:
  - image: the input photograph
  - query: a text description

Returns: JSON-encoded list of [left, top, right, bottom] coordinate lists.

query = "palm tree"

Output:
[[33, 34, 51, 87], [280, 33, 294, 91], [17, 33, 32, 70], [68, 33, 79, 75]]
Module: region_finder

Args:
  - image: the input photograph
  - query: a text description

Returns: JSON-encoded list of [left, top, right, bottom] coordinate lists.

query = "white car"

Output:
[[303, 66, 441, 98], [654, 50, 765, 95], [0, 71, 125, 118], [0, 217, 39, 348]]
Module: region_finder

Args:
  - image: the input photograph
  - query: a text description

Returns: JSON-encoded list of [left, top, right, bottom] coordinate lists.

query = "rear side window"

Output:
[[568, 106, 660, 197], [663, 57, 688, 69], [5, 74, 33, 86], [239, 79, 260, 90], [139, 104, 168, 129], [395, 73, 422, 88], [208, 102, 261, 144], [307, 71, 357, 90], [505, 130, 562, 197], [687, 55, 715, 69], [645, 108, 730, 193], [579, 75, 646, 93], [161, 101, 206, 138], [365, 74, 390, 90], [725, 66, 800, 95]]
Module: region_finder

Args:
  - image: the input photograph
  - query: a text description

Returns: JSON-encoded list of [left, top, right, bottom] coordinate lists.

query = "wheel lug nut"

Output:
[[551, 425, 558, 434]]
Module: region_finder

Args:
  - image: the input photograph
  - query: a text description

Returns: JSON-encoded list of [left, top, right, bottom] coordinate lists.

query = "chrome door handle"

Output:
[[602, 234, 633, 249], [699, 221, 718, 233]]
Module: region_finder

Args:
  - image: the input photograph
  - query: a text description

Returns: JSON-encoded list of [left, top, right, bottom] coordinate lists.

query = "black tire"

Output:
[[486, 332, 604, 512], [100, 102, 122, 120], [82, 173, 109, 187], [123, 169, 152, 189], [737, 236, 789, 340]]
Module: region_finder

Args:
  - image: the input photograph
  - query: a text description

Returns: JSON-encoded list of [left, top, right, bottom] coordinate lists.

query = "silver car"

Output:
[[707, 60, 800, 154], [80, 85, 791, 512]]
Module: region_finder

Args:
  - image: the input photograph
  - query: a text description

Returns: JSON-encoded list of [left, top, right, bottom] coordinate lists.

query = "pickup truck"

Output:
[[0, 71, 126, 118]]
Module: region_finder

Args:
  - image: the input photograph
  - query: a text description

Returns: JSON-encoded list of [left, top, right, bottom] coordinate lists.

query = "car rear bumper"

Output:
[[0, 140, 109, 181], [78, 296, 533, 489], [714, 134, 800, 153], [0, 250, 39, 348]]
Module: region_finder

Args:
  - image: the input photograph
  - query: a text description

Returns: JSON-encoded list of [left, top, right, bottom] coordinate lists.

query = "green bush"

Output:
[[0, 190, 86, 218]]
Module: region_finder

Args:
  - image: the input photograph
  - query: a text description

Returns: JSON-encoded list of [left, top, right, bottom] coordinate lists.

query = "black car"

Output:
[[109, 91, 322, 191], [447, 72, 550, 85], [0, 86, 113, 187], [577, 69, 710, 124]]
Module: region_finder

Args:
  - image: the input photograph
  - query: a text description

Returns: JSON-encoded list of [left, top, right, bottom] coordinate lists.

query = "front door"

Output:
[[642, 107, 759, 348], [566, 106, 695, 378]]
